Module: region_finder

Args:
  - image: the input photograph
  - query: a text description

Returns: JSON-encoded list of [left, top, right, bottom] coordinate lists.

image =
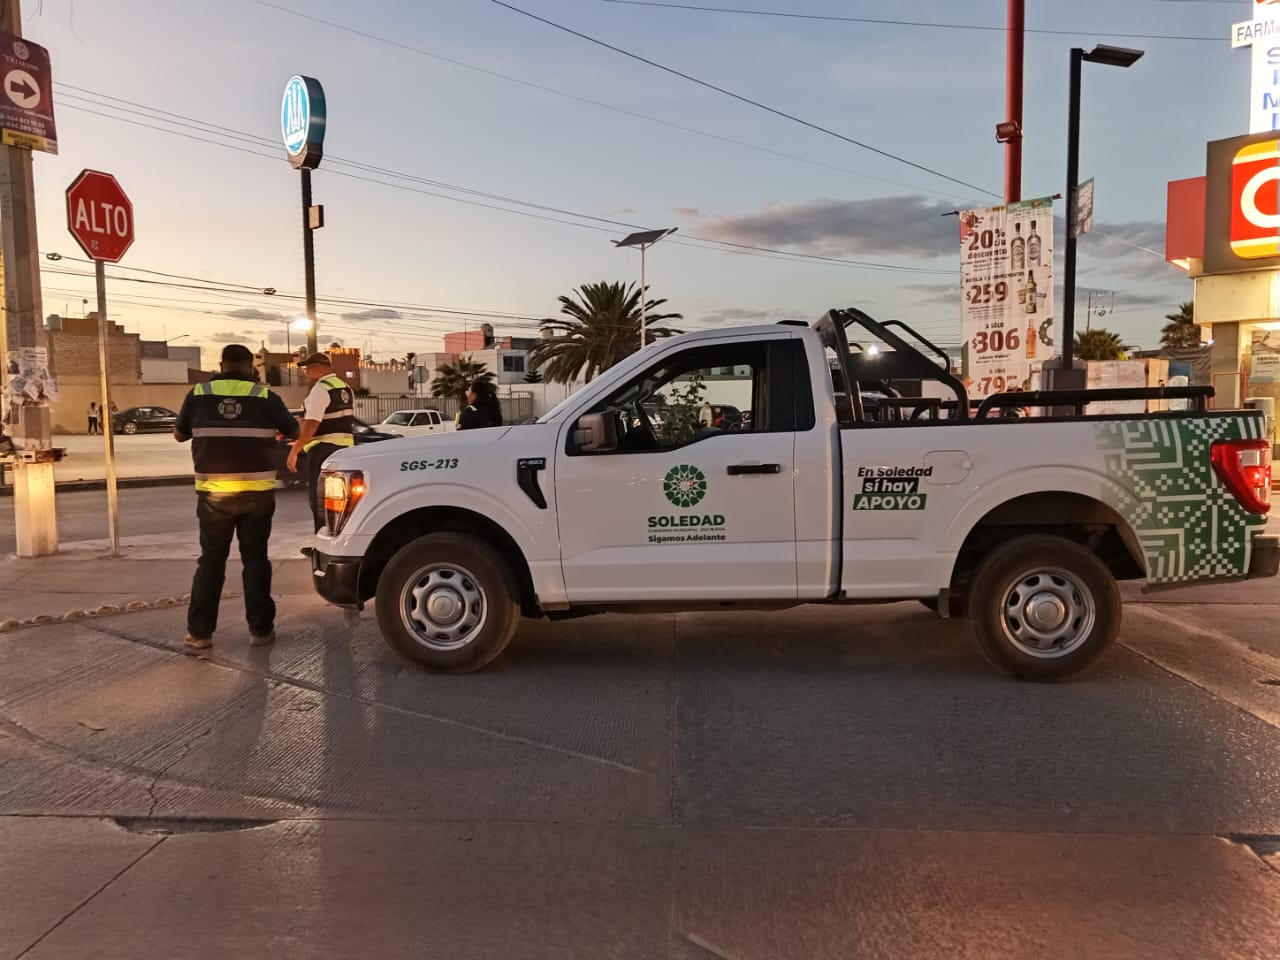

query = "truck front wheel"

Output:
[[967, 535, 1120, 682], [375, 532, 520, 673]]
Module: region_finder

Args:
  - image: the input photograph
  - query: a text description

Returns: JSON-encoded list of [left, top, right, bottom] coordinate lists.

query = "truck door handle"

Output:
[[727, 463, 781, 476]]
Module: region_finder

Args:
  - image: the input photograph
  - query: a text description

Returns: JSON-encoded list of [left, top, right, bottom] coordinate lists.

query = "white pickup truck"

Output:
[[310, 309, 1277, 681], [374, 408, 455, 437]]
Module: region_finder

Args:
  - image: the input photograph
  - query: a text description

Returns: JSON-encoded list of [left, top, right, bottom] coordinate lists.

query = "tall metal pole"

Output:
[[0, 0, 56, 556], [639, 243, 648, 348], [95, 261, 120, 557], [1004, 0, 1025, 203], [301, 168, 318, 355], [1062, 48, 1084, 372]]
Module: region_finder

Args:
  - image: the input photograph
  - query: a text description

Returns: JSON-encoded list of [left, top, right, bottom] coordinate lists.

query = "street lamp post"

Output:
[[1061, 44, 1143, 374], [613, 227, 677, 347]]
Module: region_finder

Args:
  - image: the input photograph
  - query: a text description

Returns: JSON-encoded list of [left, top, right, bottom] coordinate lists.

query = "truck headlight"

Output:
[[322, 470, 367, 536]]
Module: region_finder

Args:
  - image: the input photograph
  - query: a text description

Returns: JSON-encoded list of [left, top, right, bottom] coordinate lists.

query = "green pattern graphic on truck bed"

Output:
[[1093, 416, 1267, 584]]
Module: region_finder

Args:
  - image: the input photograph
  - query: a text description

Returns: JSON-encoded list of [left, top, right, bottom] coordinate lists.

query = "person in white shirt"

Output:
[[288, 353, 355, 532]]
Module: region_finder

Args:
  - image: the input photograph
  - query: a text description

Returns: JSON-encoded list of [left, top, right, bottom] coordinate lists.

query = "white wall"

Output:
[[363, 368, 412, 395], [141, 359, 191, 384], [496, 381, 585, 417]]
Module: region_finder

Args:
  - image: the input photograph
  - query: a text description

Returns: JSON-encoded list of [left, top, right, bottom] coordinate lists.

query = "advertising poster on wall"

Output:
[[959, 197, 1056, 400], [1251, 328, 1280, 384]]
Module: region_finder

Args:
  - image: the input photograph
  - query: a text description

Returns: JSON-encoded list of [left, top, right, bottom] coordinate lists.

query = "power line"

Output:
[[57, 89, 956, 276], [589, 0, 1219, 42], [248, 1, 964, 201], [40, 262, 733, 338], [487, 0, 1000, 197]]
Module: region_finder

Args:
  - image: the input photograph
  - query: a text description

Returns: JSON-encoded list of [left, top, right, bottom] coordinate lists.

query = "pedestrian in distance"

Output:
[[87, 402, 99, 435], [174, 344, 299, 651], [457, 379, 504, 430], [288, 352, 355, 534]]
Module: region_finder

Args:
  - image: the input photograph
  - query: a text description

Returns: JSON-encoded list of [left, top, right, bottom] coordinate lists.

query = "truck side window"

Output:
[[571, 339, 803, 455]]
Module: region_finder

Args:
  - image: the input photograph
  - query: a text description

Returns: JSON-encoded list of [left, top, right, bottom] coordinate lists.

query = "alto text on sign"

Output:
[[64, 170, 134, 263]]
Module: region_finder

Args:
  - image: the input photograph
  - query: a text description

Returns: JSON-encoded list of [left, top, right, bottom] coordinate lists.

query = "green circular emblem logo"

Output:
[[664, 464, 707, 508]]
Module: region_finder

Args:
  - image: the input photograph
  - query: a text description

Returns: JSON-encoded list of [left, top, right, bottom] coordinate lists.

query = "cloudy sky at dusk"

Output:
[[22, 0, 1249, 364]]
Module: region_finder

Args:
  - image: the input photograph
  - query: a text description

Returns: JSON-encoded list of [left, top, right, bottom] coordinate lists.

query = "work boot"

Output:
[[184, 635, 212, 650], [249, 631, 276, 647]]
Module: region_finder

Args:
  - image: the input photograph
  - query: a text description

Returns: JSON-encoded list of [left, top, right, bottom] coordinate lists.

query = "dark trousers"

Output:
[[306, 443, 343, 533], [87, 417, 98, 435], [189, 491, 277, 640]]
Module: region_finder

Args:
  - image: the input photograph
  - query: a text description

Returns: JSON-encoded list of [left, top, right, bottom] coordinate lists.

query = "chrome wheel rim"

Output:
[[998, 567, 1095, 659], [400, 563, 487, 652]]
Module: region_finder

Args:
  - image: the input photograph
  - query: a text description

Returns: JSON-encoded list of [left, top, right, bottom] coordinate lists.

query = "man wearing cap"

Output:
[[289, 352, 355, 532], [174, 344, 299, 650]]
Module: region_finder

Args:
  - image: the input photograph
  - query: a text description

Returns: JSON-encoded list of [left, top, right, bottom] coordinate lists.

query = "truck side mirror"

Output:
[[573, 412, 617, 453]]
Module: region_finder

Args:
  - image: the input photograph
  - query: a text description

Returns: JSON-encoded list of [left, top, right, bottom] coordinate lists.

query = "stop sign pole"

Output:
[[65, 169, 134, 558]]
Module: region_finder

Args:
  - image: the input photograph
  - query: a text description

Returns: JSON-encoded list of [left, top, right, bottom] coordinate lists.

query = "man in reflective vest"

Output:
[[174, 344, 299, 650], [288, 352, 355, 532]]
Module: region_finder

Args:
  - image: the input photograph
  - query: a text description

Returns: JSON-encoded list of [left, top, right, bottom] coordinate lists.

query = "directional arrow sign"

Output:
[[4, 69, 37, 108], [0, 34, 56, 153]]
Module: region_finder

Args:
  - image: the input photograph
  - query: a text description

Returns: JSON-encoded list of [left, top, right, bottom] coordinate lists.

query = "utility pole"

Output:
[[1004, 0, 1024, 204], [0, 0, 57, 556]]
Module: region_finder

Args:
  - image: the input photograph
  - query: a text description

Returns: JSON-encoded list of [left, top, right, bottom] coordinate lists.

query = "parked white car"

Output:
[[375, 409, 455, 437]]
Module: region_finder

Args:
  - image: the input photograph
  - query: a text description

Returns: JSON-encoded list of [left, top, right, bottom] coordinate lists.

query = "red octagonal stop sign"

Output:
[[65, 169, 134, 263]]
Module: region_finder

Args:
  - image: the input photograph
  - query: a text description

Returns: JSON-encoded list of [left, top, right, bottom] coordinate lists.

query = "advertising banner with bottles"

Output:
[[959, 197, 1055, 400]]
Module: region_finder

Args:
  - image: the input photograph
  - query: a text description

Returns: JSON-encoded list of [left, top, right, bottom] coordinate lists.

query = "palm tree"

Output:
[[1160, 302, 1200, 350], [431, 355, 493, 404], [1074, 328, 1128, 362], [531, 281, 682, 384], [523, 368, 545, 384]]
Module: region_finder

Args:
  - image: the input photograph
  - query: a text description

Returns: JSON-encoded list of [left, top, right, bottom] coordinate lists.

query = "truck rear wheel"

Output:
[[967, 535, 1120, 682], [375, 532, 520, 673]]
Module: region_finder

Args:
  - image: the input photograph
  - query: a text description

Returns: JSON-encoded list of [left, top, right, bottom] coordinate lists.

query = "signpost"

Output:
[[281, 75, 326, 356], [1071, 177, 1095, 239], [65, 169, 134, 557], [0, 33, 56, 153]]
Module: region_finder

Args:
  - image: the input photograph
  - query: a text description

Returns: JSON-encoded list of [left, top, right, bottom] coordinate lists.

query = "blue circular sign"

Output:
[[280, 75, 325, 158]]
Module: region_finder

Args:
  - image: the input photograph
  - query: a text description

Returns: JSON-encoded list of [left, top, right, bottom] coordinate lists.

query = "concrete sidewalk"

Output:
[[0, 520, 314, 624], [1, 434, 195, 491]]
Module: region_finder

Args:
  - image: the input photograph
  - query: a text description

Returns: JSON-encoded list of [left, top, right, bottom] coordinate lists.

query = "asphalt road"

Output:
[[0, 485, 314, 555], [1, 574, 1278, 958]]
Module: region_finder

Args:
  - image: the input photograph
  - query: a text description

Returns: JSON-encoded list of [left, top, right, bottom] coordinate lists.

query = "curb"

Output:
[[0, 475, 193, 496], [0, 592, 208, 633]]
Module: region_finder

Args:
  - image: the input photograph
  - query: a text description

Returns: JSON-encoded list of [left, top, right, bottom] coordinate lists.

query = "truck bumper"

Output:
[[1250, 535, 1280, 580], [312, 550, 363, 608]]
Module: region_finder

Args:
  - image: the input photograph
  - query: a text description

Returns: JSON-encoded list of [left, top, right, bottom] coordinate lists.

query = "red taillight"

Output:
[[1211, 439, 1272, 514]]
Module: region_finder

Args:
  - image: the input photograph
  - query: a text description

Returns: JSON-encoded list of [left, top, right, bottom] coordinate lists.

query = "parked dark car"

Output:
[[112, 406, 179, 435], [275, 414, 399, 487]]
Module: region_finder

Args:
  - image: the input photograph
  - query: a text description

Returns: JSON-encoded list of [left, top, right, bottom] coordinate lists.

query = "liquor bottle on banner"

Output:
[[1025, 271, 1037, 314], [1026, 315, 1037, 359], [1027, 220, 1041, 265], [1010, 222, 1026, 271]]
